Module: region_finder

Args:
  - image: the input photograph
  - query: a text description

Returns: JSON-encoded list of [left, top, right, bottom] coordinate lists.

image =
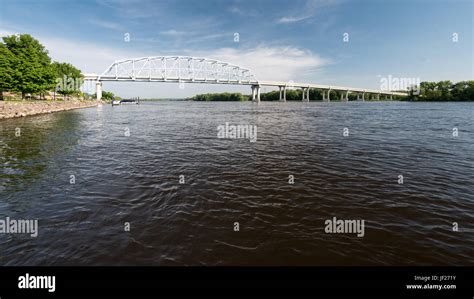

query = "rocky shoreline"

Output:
[[0, 100, 101, 120]]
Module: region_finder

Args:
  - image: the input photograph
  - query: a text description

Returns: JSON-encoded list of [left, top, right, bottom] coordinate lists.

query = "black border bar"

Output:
[[0, 267, 472, 298]]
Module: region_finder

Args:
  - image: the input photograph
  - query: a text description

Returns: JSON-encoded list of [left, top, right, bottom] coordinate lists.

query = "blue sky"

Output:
[[0, 0, 472, 98]]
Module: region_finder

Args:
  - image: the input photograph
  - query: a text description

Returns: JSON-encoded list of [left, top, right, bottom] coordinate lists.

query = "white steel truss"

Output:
[[98, 56, 258, 85]]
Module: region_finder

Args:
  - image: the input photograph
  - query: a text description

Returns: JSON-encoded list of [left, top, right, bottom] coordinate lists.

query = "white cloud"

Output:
[[277, 16, 312, 24], [159, 29, 186, 36], [88, 19, 124, 31], [194, 46, 329, 81], [228, 6, 259, 17], [96, 0, 162, 19], [42, 38, 144, 74], [277, 0, 341, 24]]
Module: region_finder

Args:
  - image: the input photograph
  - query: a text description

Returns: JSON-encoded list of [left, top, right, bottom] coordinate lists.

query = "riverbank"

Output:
[[0, 100, 101, 120]]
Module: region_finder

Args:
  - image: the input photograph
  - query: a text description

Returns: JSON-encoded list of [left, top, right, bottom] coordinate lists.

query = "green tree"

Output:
[[91, 90, 115, 102], [0, 43, 15, 100], [436, 80, 453, 100], [451, 81, 474, 101], [2, 34, 56, 99], [191, 92, 248, 101], [51, 62, 83, 99]]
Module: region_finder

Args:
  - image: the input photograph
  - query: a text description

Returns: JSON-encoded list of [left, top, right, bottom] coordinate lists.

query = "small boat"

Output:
[[111, 100, 121, 106], [120, 98, 140, 105]]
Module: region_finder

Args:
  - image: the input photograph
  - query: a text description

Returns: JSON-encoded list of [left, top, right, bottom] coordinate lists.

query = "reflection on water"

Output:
[[1, 113, 82, 193], [0, 101, 473, 266]]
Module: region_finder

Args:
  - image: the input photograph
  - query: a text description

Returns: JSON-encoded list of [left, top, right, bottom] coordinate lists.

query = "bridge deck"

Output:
[[83, 74, 408, 96]]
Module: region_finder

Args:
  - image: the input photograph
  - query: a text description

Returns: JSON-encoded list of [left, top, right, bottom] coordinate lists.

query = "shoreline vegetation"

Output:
[[0, 33, 116, 119], [188, 81, 473, 102], [0, 33, 117, 99]]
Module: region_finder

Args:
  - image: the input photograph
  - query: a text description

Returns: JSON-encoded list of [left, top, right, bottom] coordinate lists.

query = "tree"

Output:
[[436, 80, 453, 100], [92, 90, 115, 102], [451, 81, 474, 101], [101, 91, 115, 100], [2, 34, 56, 99], [0, 43, 15, 100], [51, 62, 83, 99]]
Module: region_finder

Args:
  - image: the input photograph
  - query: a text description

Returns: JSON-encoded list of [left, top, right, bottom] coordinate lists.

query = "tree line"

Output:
[[189, 90, 400, 101], [191, 93, 248, 101], [0, 34, 84, 100], [408, 81, 474, 101], [190, 81, 473, 102]]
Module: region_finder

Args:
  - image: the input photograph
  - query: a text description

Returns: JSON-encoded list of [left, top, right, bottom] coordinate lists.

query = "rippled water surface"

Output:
[[0, 101, 473, 266]]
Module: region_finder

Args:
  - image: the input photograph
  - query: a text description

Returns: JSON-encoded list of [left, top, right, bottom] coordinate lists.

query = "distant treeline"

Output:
[[408, 81, 473, 101], [189, 80, 473, 102], [191, 93, 249, 101], [189, 90, 401, 102], [252, 89, 395, 101]]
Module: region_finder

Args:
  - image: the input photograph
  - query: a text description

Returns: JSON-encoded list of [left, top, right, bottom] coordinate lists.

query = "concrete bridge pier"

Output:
[[279, 86, 286, 102], [323, 89, 331, 102], [376, 93, 380, 101], [341, 90, 349, 102], [96, 81, 102, 100], [302, 87, 310, 102], [251, 85, 261, 103], [390, 94, 393, 101]]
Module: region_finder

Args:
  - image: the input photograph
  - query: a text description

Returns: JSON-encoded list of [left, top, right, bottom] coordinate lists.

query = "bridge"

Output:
[[83, 56, 408, 102]]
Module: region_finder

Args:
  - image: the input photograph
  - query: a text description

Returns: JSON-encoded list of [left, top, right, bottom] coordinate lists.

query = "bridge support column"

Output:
[[251, 85, 260, 103], [96, 81, 102, 101], [390, 94, 393, 101], [323, 89, 331, 102], [340, 90, 348, 102], [344, 90, 349, 102], [279, 86, 286, 102], [377, 93, 380, 101], [361, 92, 365, 102], [302, 87, 309, 102]]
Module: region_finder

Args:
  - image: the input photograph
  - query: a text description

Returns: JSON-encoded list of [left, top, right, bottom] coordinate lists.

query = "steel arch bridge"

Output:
[[90, 56, 258, 84], [83, 56, 408, 102]]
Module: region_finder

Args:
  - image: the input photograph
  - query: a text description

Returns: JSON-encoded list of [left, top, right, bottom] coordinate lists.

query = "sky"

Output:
[[0, 0, 473, 98]]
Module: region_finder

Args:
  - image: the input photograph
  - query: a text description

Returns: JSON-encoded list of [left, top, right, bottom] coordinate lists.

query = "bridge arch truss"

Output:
[[98, 56, 258, 85]]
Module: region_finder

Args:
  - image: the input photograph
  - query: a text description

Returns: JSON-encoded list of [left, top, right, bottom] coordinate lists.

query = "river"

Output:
[[0, 101, 472, 265]]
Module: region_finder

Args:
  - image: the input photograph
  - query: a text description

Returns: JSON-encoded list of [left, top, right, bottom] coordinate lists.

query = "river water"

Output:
[[0, 101, 473, 266]]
